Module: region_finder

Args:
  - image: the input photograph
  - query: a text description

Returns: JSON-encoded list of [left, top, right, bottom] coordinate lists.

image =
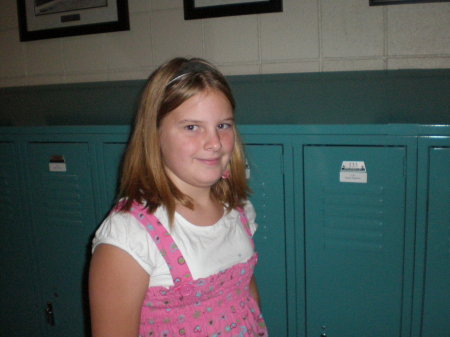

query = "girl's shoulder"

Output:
[[231, 200, 257, 235], [240, 199, 256, 223], [92, 210, 146, 250], [91, 204, 169, 275], [93, 203, 170, 250]]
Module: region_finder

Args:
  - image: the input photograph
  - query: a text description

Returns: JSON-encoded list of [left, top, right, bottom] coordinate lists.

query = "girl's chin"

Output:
[[196, 175, 224, 187], [201, 176, 223, 186]]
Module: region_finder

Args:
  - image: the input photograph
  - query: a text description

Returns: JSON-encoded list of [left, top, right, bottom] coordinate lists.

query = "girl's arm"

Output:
[[249, 275, 262, 308], [89, 244, 149, 337]]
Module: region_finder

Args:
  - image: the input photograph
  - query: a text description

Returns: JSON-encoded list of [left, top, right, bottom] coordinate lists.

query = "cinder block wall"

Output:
[[1, 0, 449, 88]]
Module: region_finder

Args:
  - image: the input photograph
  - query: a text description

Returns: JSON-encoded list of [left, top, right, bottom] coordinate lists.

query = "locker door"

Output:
[[27, 142, 97, 337], [304, 145, 407, 337], [421, 147, 450, 337], [0, 142, 42, 337], [245, 144, 287, 336]]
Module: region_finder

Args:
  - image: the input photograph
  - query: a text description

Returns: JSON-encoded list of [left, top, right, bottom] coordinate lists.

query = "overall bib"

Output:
[[129, 202, 268, 337]]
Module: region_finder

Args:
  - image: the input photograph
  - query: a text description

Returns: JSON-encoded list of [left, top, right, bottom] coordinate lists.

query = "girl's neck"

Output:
[[176, 193, 224, 227]]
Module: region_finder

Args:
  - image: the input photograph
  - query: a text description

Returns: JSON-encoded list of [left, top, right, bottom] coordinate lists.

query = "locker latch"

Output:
[[45, 302, 55, 326], [320, 325, 327, 337]]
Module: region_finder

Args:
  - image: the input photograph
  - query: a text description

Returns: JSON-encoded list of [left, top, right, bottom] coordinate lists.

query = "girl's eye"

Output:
[[218, 123, 232, 130], [184, 125, 198, 131]]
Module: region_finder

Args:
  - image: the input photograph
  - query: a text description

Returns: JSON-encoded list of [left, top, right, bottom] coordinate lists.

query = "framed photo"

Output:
[[184, 0, 282, 20], [17, 0, 129, 41], [370, 0, 448, 5]]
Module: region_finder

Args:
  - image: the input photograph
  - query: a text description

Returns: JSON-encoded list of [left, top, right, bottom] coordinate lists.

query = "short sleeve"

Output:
[[243, 200, 258, 236], [92, 211, 155, 275]]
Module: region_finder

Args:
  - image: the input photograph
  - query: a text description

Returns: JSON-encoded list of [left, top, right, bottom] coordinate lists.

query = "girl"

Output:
[[89, 57, 268, 337]]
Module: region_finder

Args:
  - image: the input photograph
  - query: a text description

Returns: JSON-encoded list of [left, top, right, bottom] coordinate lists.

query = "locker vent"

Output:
[[36, 174, 83, 226], [446, 189, 450, 255], [0, 157, 15, 225], [321, 186, 385, 251], [0, 173, 15, 224]]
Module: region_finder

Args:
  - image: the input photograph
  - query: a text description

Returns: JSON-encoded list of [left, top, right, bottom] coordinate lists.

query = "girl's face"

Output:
[[159, 89, 235, 195]]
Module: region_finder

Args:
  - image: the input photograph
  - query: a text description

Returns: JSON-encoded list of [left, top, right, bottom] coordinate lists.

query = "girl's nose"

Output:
[[205, 129, 222, 151]]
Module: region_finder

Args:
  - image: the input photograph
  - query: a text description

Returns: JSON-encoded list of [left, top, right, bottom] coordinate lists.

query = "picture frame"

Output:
[[369, 0, 448, 5], [17, 0, 129, 42], [184, 0, 282, 20]]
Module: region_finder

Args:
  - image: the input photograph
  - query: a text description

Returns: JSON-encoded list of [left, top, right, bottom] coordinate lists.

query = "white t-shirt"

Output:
[[92, 201, 257, 288]]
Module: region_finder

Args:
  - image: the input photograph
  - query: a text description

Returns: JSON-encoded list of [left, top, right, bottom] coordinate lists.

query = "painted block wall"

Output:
[[1, 0, 450, 88]]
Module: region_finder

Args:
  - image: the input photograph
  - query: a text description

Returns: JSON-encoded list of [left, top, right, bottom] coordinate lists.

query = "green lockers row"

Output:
[[0, 126, 449, 337]]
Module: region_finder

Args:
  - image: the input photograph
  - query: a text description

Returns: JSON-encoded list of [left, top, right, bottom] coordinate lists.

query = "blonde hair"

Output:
[[118, 57, 250, 224]]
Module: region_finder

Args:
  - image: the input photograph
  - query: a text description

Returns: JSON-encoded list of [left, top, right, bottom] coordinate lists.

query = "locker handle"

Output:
[[45, 302, 55, 326], [320, 325, 327, 337]]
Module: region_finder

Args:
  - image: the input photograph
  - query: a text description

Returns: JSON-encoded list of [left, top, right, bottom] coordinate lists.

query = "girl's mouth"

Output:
[[198, 158, 221, 166]]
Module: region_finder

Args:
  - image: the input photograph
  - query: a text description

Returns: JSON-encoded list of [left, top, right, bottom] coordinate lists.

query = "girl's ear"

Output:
[[221, 169, 231, 180]]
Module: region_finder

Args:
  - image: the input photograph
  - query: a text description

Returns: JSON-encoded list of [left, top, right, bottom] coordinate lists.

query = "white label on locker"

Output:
[[340, 161, 367, 183], [49, 155, 67, 172]]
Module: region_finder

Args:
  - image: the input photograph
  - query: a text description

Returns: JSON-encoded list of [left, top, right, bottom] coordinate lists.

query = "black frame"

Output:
[[370, 0, 448, 5], [184, 0, 282, 20], [17, 0, 129, 41]]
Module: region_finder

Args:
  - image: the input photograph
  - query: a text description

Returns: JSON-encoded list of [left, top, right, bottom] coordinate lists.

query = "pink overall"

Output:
[[129, 202, 268, 337]]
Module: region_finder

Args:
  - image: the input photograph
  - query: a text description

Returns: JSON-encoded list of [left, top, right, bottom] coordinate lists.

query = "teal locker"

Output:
[[421, 146, 450, 337], [245, 144, 287, 336], [0, 141, 41, 336], [26, 142, 97, 337], [304, 145, 407, 337]]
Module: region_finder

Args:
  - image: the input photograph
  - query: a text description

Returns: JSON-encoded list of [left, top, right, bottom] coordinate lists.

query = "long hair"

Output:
[[118, 57, 250, 224]]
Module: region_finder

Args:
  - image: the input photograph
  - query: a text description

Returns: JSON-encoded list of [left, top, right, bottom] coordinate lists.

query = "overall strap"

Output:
[[236, 206, 255, 249], [128, 202, 193, 285]]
